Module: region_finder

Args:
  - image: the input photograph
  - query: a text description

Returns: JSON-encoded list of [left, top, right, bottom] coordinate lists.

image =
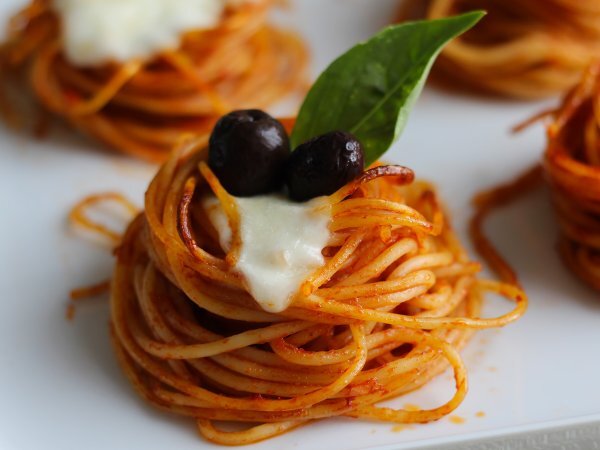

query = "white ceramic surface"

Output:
[[1, 1, 599, 449]]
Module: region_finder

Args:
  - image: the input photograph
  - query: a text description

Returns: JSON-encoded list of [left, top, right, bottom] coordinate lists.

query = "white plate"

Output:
[[1, 1, 600, 449]]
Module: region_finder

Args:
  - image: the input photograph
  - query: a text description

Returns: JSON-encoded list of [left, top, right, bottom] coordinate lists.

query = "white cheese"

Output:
[[203, 195, 331, 313], [52, 0, 226, 66]]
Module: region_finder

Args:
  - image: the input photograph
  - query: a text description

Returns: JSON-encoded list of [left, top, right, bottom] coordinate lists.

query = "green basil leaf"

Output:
[[290, 11, 485, 166]]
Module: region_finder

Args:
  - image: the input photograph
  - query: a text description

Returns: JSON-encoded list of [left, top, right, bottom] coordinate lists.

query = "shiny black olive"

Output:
[[208, 109, 290, 196], [285, 131, 364, 202]]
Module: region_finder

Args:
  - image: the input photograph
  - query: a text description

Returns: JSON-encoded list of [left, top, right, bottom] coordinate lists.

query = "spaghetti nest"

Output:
[[543, 63, 600, 289], [471, 63, 600, 291], [0, 0, 307, 162], [398, 0, 600, 99], [106, 137, 527, 445]]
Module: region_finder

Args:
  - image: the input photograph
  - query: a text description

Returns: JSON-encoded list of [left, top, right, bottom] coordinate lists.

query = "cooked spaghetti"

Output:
[[470, 165, 543, 287], [398, 0, 600, 99], [0, 0, 307, 161], [543, 63, 600, 289], [470, 63, 600, 291], [94, 136, 527, 445]]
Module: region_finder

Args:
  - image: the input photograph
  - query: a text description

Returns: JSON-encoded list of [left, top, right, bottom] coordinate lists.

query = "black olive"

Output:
[[285, 131, 365, 201], [208, 109, 290, 196]]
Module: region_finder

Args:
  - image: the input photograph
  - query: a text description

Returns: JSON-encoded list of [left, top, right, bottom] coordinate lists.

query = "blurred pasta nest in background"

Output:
[[0, 0, 308, 161], [399, 0, 600, 99], [543, 63, 600, 289]]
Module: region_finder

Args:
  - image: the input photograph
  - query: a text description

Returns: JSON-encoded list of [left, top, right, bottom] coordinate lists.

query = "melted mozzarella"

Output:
[[52, 0, 226, 66], [203, 195, 331, 313]]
